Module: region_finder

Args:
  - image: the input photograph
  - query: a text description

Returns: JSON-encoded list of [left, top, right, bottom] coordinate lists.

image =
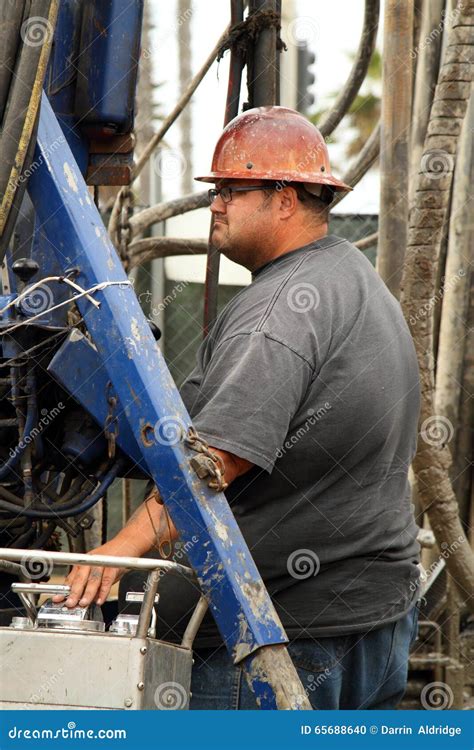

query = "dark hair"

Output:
[[292, 183, 334, 217], [260, 181, 333, 219]]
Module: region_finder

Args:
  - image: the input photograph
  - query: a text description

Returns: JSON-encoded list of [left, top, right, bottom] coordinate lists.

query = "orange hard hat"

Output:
[[195, 105, 352, 192]]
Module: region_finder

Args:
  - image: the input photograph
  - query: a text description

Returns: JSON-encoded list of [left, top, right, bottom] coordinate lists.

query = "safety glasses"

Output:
[[208, 185, 275, 204]]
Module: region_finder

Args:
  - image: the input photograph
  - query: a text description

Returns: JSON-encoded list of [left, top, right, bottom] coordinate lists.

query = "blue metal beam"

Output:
[[47, 330, 146, 470], [25, 93, 312, 710]]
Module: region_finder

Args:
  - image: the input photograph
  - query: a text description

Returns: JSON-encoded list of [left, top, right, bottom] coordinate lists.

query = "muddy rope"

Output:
[[217, 9, 286, 64]]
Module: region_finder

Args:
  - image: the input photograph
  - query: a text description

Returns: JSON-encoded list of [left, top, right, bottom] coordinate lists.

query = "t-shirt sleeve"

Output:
[[190, 330, 313, 472]]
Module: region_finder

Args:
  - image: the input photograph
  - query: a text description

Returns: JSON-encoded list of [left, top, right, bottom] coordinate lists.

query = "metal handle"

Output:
[[11, 583, 71, 595], [0, 548, 195, 578], [2, 549, 196, 640]]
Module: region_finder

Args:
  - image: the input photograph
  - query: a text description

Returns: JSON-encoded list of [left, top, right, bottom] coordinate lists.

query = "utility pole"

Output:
[[178, 0, 193, 195]]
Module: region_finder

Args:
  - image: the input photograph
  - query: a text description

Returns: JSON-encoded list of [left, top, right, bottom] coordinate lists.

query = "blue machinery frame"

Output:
[[23, 92, 310, 710]]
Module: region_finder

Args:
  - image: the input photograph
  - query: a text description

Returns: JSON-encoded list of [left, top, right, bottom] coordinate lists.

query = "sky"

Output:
[[147, 0, 381, 283]]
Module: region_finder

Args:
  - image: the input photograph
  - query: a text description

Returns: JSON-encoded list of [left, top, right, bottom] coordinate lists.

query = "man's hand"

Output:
[[53, 489, 178, 609], [51, 538, 132, 608]]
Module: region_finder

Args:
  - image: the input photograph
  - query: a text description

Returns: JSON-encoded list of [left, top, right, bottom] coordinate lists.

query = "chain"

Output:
[[103, 381, 119, 460], [117, 186, 133, 271], [145, 487, 173, 560], [185, 426, 228, 492]]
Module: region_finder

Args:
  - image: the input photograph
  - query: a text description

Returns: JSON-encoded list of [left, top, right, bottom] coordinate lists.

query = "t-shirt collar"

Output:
[[251, 234, 339, 280]]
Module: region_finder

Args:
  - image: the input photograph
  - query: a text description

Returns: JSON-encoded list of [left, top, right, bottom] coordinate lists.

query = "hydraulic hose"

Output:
[[0, 0, 59, 261], [0, 461, 123, 518]]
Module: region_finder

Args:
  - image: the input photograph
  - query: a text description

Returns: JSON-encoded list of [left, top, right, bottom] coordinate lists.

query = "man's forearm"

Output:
[[116, 490, 178, 558], [117, 448, 251, 558]]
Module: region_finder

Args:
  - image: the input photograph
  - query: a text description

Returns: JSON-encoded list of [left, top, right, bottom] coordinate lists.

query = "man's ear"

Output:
[[277, 186, 299, 217]]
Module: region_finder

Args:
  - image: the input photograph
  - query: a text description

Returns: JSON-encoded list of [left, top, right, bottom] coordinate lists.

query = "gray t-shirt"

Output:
[[177, 234, 421, 645]]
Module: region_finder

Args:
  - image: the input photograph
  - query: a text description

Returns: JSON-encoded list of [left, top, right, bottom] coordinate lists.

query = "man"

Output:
[[54, 107, 421, 710]]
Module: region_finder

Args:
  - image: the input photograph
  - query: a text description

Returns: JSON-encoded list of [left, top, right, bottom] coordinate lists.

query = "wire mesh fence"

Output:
[[163, 213, 378, 384]]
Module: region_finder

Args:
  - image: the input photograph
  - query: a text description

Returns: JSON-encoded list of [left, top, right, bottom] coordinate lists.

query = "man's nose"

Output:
[[210, 193, 226, 215]]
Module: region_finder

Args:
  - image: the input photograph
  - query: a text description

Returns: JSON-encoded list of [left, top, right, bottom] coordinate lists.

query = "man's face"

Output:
[[209, 179, 277, 271]]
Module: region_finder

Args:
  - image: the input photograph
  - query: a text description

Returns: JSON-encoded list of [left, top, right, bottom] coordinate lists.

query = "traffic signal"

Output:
[[297, 44, 316, 114]]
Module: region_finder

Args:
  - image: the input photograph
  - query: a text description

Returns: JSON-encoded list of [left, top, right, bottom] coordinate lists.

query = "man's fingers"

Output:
[[51, 560, 123, 608], [51, 566, 83, 603], [96, 568, 120, 606], [76, 567, 104, 607], [57, 565, 93, 607]]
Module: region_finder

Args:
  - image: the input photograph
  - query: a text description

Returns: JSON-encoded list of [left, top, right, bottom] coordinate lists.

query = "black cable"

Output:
[[0, 461, 123, 518], [31, 520, 56, 548]]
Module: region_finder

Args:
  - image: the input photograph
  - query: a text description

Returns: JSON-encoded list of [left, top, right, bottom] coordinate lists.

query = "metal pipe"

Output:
[[181, 595, 209, 649], [0, 367, 36, 480], [0, 548, 196, 581], [136, 570, 161, 638], [377, 0, 414, 297], [203, 0, 245, 334], [249, 0, 280, 106]]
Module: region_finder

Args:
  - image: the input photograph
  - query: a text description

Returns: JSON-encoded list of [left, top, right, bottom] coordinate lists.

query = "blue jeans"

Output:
[[190, 604, 419, 710]]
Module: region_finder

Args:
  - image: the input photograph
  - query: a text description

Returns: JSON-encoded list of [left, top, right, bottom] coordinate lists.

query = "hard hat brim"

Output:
[[194, 171, 352, 192]]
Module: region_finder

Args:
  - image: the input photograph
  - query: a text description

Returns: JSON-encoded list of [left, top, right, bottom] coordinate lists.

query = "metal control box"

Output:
[[0, 627, 192, 710], [0, 550, 203, 711]]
